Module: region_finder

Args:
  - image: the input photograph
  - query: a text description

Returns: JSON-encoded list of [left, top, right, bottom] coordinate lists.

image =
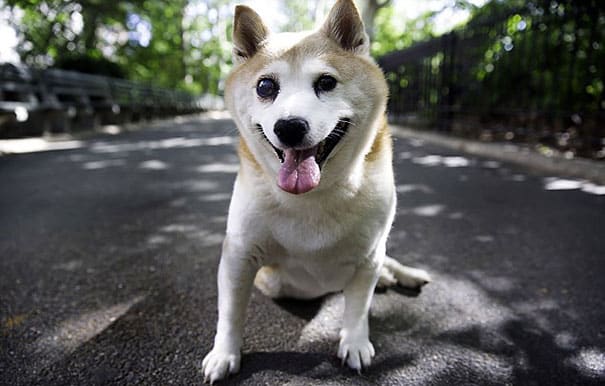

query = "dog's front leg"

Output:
[[202, 239, 257, 384], [338, 255, 381, 372]]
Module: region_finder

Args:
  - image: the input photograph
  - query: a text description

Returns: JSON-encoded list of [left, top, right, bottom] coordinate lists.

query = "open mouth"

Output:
[[255, 118, 351, 195], [256, 118, 350, 168]]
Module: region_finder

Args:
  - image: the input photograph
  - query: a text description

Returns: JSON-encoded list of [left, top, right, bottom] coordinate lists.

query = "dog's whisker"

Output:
[[337, 118, 356, 127]]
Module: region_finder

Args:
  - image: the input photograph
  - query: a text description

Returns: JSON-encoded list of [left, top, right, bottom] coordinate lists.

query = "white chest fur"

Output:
[[226, 162, 395, 295]]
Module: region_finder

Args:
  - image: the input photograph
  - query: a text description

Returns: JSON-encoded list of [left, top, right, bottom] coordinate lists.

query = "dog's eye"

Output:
[[256, 78, 279, 99], [314, 75, 337, 94]]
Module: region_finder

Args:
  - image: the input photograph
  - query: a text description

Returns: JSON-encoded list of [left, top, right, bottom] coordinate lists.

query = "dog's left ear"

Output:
[[321, 0, 369, 55], [232, 5, 269, 64]]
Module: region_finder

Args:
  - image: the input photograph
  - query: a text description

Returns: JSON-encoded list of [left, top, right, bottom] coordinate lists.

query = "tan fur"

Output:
[[237, 137, 261, 171], [365, 115, 391, 163]]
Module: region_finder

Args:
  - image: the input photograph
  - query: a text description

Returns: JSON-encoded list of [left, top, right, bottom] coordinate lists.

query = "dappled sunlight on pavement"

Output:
[[29, 295, 145, 370]]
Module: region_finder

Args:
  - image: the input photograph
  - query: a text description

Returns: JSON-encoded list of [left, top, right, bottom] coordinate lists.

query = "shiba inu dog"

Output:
[[202, 0, 431, 382]]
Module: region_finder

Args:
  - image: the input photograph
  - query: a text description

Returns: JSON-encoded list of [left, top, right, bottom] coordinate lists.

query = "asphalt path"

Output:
[[1, 115, 604, 385]]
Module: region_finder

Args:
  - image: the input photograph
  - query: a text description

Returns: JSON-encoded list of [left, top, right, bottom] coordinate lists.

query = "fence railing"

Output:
[[379, 1, 605, 158], [0, 63, 220, 137]]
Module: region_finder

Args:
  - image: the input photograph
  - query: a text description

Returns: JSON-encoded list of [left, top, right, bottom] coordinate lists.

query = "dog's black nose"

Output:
[[274, 118, 309, 147]]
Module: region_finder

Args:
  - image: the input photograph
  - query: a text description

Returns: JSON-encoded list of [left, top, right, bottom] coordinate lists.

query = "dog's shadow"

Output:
[[377, 284, 423, 298], [272, 297, 324, 321], [229, 350, 417, 383], [231, 351, 330, 381], [273, 285, 423, 321]]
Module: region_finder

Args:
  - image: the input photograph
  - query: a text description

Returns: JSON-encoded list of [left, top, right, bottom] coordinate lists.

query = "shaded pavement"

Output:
[[1, 114, 604, 385]]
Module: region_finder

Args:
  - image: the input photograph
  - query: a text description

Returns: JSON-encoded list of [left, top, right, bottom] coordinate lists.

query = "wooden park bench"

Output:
[[0, 63, 208, 138]]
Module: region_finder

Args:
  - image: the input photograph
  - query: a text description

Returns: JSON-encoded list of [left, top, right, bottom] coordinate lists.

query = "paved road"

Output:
[[1, 115, 604, 385]]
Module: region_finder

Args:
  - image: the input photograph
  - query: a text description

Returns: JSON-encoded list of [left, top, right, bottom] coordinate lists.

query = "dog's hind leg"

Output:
[[254, 265, 324, 299], [378, 256, 431, 290], [254, 265, 284, 298]]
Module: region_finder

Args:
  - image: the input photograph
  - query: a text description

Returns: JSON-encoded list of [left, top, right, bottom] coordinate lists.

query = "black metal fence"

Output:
[[0, 63, 219, 138], [379, 1, 605, 158]]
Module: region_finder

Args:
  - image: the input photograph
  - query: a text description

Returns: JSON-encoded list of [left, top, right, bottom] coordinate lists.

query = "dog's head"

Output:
[[225, 0, 388, 195]]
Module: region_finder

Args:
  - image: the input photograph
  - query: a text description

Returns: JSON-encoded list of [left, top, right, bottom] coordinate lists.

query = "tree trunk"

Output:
[[82, 10, 98, 53], [356, 0, 391, 40]]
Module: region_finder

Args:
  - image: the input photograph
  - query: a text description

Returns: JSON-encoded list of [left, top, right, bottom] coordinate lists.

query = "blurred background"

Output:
[[0, 0, 604, 159]]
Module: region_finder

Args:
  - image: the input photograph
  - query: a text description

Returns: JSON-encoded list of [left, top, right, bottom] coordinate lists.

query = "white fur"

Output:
[[202, 2, 430, 383]]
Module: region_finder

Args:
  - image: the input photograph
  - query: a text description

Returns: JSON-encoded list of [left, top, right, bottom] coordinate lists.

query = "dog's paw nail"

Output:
[[338, 336, 374, 373]]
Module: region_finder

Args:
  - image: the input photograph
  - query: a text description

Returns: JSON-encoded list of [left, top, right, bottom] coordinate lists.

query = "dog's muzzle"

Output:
[[256, 118, 351, 194]]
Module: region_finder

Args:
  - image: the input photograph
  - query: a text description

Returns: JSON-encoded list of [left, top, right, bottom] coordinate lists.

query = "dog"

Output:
[[202, 0, 431, 382]]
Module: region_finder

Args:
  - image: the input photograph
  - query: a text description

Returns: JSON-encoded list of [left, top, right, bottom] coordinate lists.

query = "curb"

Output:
[[391, 125, 605, 185]]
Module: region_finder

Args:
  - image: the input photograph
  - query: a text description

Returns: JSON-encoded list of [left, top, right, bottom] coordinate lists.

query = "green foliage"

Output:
[[117, 0, 188, 90], [379, 0, 605, 157], [2, 0, 233, 94], [371, 6, 435, 56], [465, 0, 605, 115], [180, 0, 233, 95], [5, 0, 131, 66]]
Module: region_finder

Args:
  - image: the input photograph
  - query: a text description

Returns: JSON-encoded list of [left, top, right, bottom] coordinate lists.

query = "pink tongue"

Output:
[[278, 148, 321, 194]]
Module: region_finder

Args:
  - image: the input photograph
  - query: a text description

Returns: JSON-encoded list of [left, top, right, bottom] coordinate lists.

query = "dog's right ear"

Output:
[[232, 5, 269, 64]]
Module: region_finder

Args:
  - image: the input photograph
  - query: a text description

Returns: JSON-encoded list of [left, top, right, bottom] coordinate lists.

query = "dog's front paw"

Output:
[[202, 348, 240, 384], [337, 330, 375, 373]]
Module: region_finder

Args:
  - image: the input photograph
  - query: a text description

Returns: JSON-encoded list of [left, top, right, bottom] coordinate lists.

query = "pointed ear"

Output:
[[321, 0, 369, 54], [232, 5, 269, 64]]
